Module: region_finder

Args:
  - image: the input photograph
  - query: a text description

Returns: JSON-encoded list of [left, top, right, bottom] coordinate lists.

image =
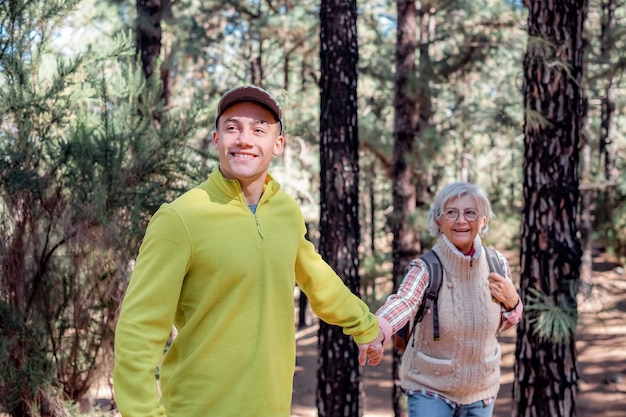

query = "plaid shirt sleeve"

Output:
[[375, 259, 431, 335], [495, 251, 524, 333]]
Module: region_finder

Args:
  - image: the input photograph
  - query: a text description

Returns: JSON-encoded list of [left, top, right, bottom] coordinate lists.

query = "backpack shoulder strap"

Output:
[[413, 249, 444, 340], [484, 246, 505, 276]]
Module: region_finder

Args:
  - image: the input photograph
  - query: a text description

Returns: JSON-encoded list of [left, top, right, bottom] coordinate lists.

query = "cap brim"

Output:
[[216, 85, 282, 122]]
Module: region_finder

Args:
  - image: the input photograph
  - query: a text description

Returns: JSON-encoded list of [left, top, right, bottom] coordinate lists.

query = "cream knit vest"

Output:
[[400, 236, 503, 405]]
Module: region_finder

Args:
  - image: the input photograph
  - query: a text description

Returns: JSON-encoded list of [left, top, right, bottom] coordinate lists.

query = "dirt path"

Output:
[[291, 266, 626, 417]]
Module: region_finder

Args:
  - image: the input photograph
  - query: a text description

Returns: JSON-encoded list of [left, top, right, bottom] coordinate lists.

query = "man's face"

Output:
[[212, 101, 284, 187]]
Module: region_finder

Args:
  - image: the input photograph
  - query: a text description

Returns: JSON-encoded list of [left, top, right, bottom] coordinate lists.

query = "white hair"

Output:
[[427, 182, 494, 237]]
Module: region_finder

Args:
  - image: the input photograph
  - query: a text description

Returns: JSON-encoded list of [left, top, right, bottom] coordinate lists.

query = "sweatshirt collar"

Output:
[[208, 167, 282, 205]]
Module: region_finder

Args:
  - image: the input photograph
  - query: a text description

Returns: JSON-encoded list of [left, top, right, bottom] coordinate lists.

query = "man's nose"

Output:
[[235, 129, 252, 145]]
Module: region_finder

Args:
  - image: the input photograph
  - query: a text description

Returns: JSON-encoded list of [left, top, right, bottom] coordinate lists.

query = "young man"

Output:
[[113, 85, 384, 417]]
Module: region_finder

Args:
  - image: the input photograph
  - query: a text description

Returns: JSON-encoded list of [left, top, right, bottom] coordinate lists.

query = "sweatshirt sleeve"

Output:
[[113, 206, 192, 417], [294, 236, 379, 345]]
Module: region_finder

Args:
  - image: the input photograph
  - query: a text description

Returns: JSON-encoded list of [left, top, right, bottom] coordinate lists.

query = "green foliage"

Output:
[[525, 288, 578, 345], [597, 184, 626, 264], [483, 210, 522, 251], [0, 303, 54, 416], [0, 0, 213, 414], [360, 251, 392, 308]]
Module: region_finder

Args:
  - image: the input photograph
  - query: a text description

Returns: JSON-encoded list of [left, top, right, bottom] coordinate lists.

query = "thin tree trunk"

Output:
[[298, 224, 313, 330], [598, 0, 621, 258], [599, 0, 618, 183], [136, 0, 162, 79], [579, 119, 592, 292], [390, 1, 418, 415], [317, 0, 363, 415], [136, 0, 170, 106]]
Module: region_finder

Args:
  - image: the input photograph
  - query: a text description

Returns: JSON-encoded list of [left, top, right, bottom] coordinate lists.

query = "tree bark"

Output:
[[136, 0, 170, 106], [317, 0, 363, 416], [515, 1, 587, 416], [136, 0, 162, 79], [390, 1, 419, 415]]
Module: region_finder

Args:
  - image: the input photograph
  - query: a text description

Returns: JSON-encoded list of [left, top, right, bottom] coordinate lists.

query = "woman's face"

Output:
[[436, 194, 487, 254]]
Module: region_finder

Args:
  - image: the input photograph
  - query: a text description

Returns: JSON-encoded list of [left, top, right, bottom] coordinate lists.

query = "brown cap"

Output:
[[215, 85, 283, 131]]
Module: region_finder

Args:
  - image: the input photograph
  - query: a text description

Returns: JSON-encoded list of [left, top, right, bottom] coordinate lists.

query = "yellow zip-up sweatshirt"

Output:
[[113, 168, 379, 417]]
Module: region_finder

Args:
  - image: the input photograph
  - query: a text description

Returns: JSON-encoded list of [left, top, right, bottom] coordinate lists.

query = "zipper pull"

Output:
[[255, 215, 265, 238]]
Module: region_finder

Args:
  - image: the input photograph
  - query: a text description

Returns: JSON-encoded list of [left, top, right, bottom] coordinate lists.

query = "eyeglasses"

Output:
[[440, 208, 480, 222]]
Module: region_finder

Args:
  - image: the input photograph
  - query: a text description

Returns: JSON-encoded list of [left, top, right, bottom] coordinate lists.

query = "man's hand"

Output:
[[357, 328, 385, 366]]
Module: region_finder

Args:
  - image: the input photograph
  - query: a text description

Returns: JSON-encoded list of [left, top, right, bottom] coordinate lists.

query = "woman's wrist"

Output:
[[377, 317, 393, 344], [505, 298, 520, 312]]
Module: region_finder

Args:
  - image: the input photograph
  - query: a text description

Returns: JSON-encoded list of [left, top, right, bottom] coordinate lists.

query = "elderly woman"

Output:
[[377, 181, 523, 417]]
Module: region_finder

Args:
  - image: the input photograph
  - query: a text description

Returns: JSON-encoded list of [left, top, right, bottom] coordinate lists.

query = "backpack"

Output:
[[392, 246, 505, 352]]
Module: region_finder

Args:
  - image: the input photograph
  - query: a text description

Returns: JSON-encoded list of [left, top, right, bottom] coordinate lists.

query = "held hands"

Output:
[[357, 328, 385, 367], [488, 272, 519, 311]]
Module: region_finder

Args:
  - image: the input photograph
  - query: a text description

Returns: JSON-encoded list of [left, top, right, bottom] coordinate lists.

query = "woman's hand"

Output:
[[488, 272, 520, 311], [357, 329, 385, 366]]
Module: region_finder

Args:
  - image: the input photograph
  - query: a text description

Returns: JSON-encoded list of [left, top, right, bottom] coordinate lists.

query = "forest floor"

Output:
[[291, 250, 626, 417]]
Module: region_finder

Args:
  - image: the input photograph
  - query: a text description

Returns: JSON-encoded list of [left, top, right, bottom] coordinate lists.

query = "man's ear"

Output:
[[212, 130, 219, 149], [273, 135, 285, 156]]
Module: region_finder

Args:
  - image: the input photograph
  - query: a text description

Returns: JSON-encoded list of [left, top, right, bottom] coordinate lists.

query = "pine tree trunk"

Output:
[[136, 0, 170, 106], [317, 0, 363, 415], [515, 1, 587, 416], [391, 1, 420, 415], [136, 0, 162, 80]]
